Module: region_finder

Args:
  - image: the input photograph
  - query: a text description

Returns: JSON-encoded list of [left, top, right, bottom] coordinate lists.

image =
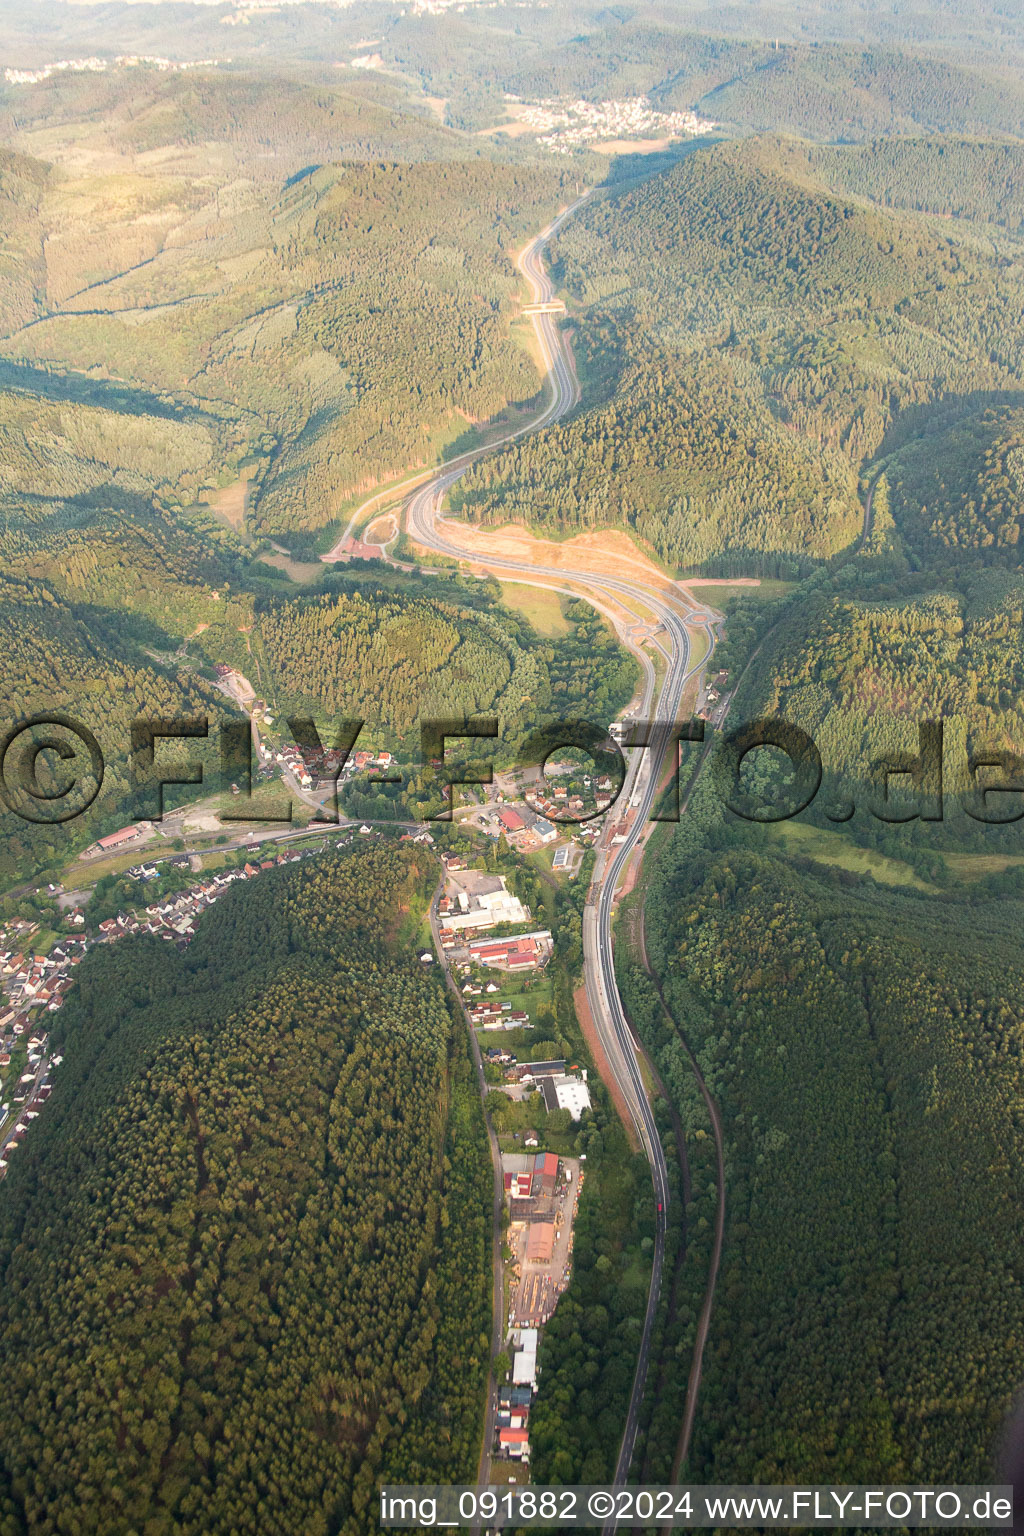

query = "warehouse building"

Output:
[[525, 1221, 555, 1264]]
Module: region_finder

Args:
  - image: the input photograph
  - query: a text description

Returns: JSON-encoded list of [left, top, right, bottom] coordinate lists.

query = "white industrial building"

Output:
[[511, 1327, 539, 1388], [554, 1075, 592, 1120], [444, 875, 528, 932], [539, 1069, 592, 1120]]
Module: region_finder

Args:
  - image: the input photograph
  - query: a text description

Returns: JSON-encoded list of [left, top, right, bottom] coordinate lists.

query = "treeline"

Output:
[[0, 844, 491, 1534]]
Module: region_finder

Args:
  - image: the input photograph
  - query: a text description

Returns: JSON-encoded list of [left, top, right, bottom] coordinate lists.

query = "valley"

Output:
[[2, 4, 1024, 1524]]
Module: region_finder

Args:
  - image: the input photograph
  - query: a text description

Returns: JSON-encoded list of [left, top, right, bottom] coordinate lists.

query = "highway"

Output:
[[400, 196, 719, 1497]]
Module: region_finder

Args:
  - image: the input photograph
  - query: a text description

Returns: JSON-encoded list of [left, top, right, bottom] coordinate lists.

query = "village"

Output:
[[2, 791, 597, 1471], [0, 710, 622, 1190], [498, 94, 717, 154], [1, 668, 700, 1474]]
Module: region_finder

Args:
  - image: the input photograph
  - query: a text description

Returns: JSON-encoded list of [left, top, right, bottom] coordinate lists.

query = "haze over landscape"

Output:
[[1, 0, 1024, 1530]]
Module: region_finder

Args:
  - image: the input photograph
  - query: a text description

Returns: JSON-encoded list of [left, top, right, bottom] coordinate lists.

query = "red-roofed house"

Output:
[[532, 1151, 559, 1197], [94, 825, 144, 853]]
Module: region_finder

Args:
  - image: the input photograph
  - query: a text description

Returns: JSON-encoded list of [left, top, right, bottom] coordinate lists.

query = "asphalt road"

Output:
[[400, 197, 719, 1502]]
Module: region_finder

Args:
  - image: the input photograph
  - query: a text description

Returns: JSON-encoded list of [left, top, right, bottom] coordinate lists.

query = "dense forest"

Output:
[[623, 792, 1024, 1483], [887, 408, 1024, 566], [251, 573, 637, 750], [742, 576, 1024, 807], [0, 844, 492, 1534]]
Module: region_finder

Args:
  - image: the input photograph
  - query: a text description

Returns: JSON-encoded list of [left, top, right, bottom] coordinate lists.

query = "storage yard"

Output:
[[504, 1151, 582, 1331]]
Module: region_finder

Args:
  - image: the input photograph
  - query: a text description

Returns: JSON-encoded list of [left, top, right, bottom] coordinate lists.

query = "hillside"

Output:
[[381, 17, 1024, 141], [248, 572, 638, 750], [887, 407, 1024, 568], [0, 63, 636, 892], [453, 135, 1024, 576], [680, 44, 1024, 140], [0, 844, 491, 1534], [624, 820, 1024, 1484], [0, 70, 576, 548], [0, 150, 48, 336]]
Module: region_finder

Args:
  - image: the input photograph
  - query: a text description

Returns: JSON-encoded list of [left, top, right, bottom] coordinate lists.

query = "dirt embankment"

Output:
[[574, 981, 641, 1153], [425, 521, 675, 590]]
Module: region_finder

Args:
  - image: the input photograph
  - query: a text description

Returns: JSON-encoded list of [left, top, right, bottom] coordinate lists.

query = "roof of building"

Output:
[[96, 825, 142, 850], [552, 1074, 593, 1119], [525, 1221, 555, 1263], [524, 1059, 566, 1077]]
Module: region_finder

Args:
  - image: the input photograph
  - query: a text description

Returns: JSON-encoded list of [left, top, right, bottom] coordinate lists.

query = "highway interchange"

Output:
[[399, 196, 721, 1492]]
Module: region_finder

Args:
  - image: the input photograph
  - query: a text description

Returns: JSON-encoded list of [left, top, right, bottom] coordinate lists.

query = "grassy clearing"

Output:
[[687, 579, 797, 608], [209, 780, 309, 823], [61, 845, 164, 888], [939, 852, 1024, 882], [498, 580, 571, 638], [509, 314, 547, 380], [27, 927, 59, 957], [493, 976, 556, 1018], [686, 623, 712, 673], [773, 820, 938, 891], [200, 477, 249, 534], [257, 550, 324, 583]]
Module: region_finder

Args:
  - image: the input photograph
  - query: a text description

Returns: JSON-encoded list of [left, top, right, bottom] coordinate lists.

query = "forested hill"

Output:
[[0, 845, 492, 1535], [250, 572, 638, 747], [0, 150, 49, 337], [453, 135, 1024, 577], [627, 815, 1024, 1484]]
